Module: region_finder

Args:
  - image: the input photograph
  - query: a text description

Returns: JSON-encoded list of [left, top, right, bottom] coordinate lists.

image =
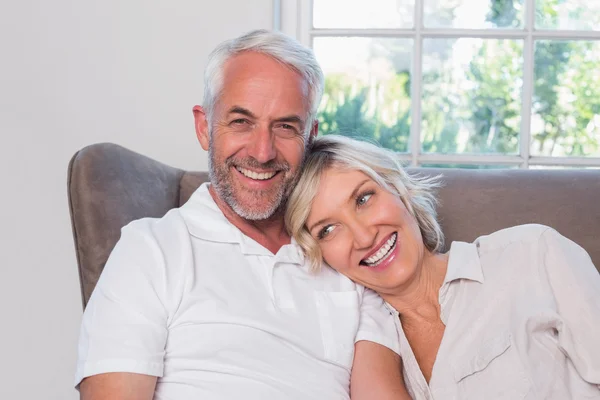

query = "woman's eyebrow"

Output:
[[349, 179, 370, 203], [307, 179, 370, 233]]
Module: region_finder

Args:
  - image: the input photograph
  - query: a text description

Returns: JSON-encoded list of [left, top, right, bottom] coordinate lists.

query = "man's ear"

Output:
[[192, 105, 210, 151], [308, 120, 319, 143]]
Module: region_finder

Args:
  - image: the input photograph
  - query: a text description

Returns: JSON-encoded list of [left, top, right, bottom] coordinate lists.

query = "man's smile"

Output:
[[235, 166, 278, 181]]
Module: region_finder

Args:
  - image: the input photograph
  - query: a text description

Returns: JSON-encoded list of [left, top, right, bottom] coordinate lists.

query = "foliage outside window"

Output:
[[310, 0, 600, 168]]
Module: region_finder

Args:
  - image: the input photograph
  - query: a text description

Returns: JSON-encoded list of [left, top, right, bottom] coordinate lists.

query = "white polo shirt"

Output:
[[75, 183, 400, 399]]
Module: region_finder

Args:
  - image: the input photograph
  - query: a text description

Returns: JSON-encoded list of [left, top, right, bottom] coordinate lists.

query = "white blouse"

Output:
[[389, 224, 600, 400]]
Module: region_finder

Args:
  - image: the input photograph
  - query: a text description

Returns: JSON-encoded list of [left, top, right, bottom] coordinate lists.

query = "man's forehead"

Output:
[[214, 53, 311, 119]]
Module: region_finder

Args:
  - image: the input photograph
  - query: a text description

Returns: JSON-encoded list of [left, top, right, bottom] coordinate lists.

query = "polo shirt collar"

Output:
[[273, 237, 305, 266], [180, 183, 241, 244], [180, 183, 303, 264]]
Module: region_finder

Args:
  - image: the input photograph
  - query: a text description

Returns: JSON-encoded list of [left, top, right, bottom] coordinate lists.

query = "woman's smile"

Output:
[[360, 232, 399, 271]]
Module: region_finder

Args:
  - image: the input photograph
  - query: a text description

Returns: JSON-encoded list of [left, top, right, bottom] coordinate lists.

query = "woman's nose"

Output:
[[349, 219, 376, 250]]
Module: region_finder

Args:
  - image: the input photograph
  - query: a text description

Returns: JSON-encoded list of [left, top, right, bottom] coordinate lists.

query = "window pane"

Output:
[[531, 41, 600, 157], [424, 0, 523, 28], [536, 0, 600, 30], [313, 37, 412, 152], [422, 39, 523, 154], [313, 0, 414, 29]]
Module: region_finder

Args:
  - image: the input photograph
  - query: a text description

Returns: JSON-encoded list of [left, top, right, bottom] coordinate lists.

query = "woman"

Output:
[[285, 135, 600, 399]]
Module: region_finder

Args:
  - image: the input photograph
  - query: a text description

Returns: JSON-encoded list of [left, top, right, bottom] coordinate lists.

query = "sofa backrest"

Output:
[[69, 143, 600, 307]]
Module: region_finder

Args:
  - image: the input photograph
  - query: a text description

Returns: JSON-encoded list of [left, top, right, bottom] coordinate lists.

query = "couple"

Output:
[[75, 29, 600, 399]]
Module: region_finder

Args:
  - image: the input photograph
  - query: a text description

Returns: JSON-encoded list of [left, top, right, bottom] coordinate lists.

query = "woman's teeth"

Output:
[[236, 167, 277, 180], [363, 233, 397, 267]]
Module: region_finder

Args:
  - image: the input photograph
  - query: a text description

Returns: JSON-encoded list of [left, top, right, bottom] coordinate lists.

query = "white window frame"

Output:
[[275, 0, 600, 168]]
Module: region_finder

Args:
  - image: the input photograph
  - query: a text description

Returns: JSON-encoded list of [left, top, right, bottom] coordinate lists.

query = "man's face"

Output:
[[194, 52, 318, 220]]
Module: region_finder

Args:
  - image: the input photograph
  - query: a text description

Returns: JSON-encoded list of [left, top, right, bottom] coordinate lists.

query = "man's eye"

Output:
[[231, 119, 249, 125], [275, 123, 299, 135], [357, 192, 373, 206], [318, 225, 335, 239]]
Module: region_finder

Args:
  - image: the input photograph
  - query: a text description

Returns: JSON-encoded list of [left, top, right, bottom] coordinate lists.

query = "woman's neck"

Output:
[[383, 251, 449, 324]]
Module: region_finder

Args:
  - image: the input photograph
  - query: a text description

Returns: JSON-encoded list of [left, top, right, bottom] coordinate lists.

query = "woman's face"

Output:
[[305, 167, 426, 295]]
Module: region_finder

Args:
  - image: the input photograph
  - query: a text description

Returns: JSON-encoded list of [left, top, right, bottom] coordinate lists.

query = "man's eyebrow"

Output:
[[273, 115, 304, 126], [307, 178, 370, 233], [227, 106, 257, 119]]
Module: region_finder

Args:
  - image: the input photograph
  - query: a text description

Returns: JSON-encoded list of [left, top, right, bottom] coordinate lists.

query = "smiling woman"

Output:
[[286, 135, 444, 274], [285, 135, 600, 399]]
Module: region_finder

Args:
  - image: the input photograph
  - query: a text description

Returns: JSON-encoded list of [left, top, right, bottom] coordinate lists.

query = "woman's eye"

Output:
[[318, 225, 335, 239], [357, 192, 373, 206]]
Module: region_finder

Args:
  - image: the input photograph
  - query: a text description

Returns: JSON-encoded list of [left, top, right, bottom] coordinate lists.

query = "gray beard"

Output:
[[208, 146, 296, 221]]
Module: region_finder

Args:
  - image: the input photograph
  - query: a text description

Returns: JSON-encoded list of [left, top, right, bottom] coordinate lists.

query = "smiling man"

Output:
[[75, 30, 408, 400], [194, 50, 311, 250]]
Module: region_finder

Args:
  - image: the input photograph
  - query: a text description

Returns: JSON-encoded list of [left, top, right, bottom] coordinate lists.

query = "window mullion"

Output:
[[411, 0, 424, 167], [418, 154, 524, 165], [519, 0, 536, 168], [273, 0, 281, 30], [296, 0, 312, 46]]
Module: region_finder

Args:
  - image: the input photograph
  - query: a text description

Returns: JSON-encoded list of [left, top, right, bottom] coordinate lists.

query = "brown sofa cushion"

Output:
[[68, 143, 184, 308]]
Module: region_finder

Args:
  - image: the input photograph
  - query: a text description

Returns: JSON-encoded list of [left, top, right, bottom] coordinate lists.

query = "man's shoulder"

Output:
[[122, 183, 218, 242], [125, 207, 187, 233], [119, 208, 192, 250]]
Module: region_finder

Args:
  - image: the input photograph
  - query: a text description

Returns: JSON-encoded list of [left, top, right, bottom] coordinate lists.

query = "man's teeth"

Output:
[[236, 167, 277, 180], [364, 233, 397, 266]]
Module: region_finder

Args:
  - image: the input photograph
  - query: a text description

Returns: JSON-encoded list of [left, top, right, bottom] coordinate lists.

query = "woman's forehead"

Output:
[[308, 168, 372, 216]]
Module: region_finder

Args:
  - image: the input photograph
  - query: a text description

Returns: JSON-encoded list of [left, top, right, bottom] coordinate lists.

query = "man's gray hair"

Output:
[[203, 29, 325, 132]]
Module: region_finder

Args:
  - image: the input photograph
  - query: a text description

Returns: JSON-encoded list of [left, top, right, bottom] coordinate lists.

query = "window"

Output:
[[279, 0, 600, 168]]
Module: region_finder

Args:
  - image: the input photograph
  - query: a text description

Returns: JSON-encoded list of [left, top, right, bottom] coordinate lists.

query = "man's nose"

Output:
[[247, 125, 277, 163]]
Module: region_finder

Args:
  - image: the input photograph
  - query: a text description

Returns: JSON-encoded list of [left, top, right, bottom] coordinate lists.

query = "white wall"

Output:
[[0, 1, 274, 398]]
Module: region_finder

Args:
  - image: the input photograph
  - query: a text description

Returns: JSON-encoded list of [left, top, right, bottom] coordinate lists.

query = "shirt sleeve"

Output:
[[74, 219, 171, 388], [355, 287, 401, 355], [540, 227, 600, 388]]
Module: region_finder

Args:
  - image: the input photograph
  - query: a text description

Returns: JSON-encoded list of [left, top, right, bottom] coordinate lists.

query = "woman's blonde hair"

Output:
[[285, 135, 445, 271]]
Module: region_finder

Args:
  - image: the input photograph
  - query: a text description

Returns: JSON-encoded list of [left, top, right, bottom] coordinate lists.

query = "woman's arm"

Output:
[[351, 287, 411, 398], [350, 341, 411, 400]]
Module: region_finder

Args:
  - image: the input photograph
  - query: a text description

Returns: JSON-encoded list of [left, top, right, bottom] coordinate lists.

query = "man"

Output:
[[75, 29, 407, 399]]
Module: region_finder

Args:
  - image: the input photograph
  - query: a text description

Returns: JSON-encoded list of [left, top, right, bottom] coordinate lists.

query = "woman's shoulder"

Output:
[[473, 223, 555, 251], [472, 224, 589, 278]]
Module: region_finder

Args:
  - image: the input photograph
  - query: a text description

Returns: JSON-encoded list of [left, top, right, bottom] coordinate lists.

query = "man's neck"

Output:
[[208, 186, 291, 255]]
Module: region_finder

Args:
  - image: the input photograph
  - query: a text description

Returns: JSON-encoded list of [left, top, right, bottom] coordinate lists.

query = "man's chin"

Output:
[[213, 178, 290, 220], [229, 196, 284, 221], [234, 207, 277, 221]]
